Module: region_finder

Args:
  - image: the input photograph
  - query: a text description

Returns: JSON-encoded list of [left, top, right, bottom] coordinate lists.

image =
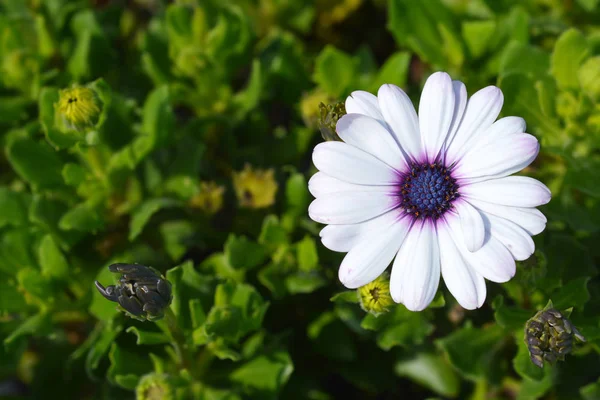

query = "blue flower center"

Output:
[[400, 163, 459, 220]]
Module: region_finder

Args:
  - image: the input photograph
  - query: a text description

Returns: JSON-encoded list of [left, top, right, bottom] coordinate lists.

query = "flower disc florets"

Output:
[[95, 263, 172, 321], [400, 162, 459, 220]]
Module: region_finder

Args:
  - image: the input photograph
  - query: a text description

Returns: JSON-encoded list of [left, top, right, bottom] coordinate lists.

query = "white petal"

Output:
[[338, 214, 411, 288], [377, 84, 421, 159], [467, 116, 526, 150], [308, 172, 395, 198], [346, 91, 384, 121], [467, 198, 546, 235], [446, 86, 504, 164], [390, 220, 440, 311], [320, 224, 362, 252], [460, 176, 551, 208], [418, 72, 456, 161], [454, 200, 485, 252], [312, 142, 400, 186], [482, 213, 535, 261], [438, 219, 486, 309], [443, 80, 468, 154], [319, 208, 405, 253], [454, 134, 539, 180], [336, 114, 407, 170], [446, 213, 515, 283], [309, 191, 398, 225]]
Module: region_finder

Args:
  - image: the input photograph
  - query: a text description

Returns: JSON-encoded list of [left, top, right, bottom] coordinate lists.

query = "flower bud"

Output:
[[55, 86, 102, 132], [136, 373, 176, 400], [317, 101, 345, 142], [525, 302, 585, 368], [232, 164, 278, 209], [357, 272, 394, 316], [189, 181, 225, 214], [95, 263, 172, 321]]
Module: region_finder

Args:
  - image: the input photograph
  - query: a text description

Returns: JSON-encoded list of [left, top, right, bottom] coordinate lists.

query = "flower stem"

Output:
[[161, 307, 191, 372]]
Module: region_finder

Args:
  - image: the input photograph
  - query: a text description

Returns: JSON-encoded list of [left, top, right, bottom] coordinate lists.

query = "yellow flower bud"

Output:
[[189, 181, 226, 214], [136, 373, 175, 400], [55, 87, 101, 131], [232, 164, 278, 209], [358, 272, 394, 316], [300, 89, 334, 130]]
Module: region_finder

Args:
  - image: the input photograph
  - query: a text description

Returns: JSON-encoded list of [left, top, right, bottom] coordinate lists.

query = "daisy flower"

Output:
[[308, 72, 550, 311]]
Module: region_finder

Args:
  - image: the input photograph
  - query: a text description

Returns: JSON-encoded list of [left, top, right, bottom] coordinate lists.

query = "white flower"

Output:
[[308, 72, 550, 311]]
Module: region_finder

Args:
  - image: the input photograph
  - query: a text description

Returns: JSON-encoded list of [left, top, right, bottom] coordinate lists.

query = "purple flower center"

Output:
[[400, 163, 459, 220]]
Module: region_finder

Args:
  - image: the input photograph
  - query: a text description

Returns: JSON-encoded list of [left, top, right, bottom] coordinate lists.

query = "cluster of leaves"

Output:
[[0, 0, 599, 399]]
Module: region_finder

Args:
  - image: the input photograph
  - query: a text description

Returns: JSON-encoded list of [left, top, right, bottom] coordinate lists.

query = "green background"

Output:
[[0, 0, 599, 399]]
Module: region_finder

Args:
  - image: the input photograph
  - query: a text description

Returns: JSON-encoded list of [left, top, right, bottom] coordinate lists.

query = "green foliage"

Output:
[[0, 0, 599, 399]]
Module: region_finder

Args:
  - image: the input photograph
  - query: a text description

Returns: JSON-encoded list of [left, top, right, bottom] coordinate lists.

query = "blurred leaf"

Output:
[[370, 52, 411, 92], [313, 46, 355, 98], [0, 188, 28, 228], [330, 291, 360, 304], [552, 277, 591, 310], [436, 322, 505, 382], [107, 343, 151, 390], [362, 306, 434, 350], [129, 198, 181, 241], [4, 313, 52, 349], [285, 272, 326, 294], [395, 353, 460, 398], [296, 236, 318, 272], [308, 311, 357, 362], [125, 327, 170, 345], [6, 138, 64, 189], [225, 235, 267, 270], [492, 296, 531, 331], [462, 20, 496, 59], [231, 351, 294, 396], [59, 202, 104, 232], [38, 234, 69, 280], [578, 56, 600, 100], [580, 377, 600, 400], [551, 28, 590, 89]]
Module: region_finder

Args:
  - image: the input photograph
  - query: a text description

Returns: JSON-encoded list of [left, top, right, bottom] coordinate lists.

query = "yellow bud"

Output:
[[358, 272, 394, 316], [136, 373, 175, 400], [56, 87, 101, 131], [189, 181, 226, 214], [233, 164, 278, 209], [300, 89, 334, 129]]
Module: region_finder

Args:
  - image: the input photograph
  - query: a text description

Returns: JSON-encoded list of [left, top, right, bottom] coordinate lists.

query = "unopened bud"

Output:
[[318, 102, 345, 141], [95, 263, 172, 321], [525, 302, 585, 368], [56, 86, 102, 132], [357, 272, 394, 316]]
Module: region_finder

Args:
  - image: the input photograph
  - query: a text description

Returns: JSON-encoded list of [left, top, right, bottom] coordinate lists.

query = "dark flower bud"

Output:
[[95, 263, 172, 321], [525, 302, 585, 368], [318, 101, 346, 141]]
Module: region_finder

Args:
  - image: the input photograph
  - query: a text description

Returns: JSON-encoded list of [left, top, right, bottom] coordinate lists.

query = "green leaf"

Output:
[[141, 86, 174, 151], [59, 202, 104, 232], [0, 188, 28, 228], [17, 267, 55, 301], [259, 215, 289, 250], [330, 291, 360, 304], [205, 281, 269, 343], [285, 272, 326, 294], [231, 351, 294, 395], [6, 138, 64, 189], [0, 279, 27, 311], [38, 234, 69, 280], [160, 220, 195, 261], [296, 236, 318, 272], [395, 353, 460, 398], [285, 173, 309, 216], [551, 28, 590, 89], [308, 311, 357, 362], [224, 235, 267, 270], [436, 322, 505, 382], [492, 296, 532, 331], [370, 51, 411, 92], [62, 163, 87, 187], [89, 266, 119, 321], [462, 20, 496, 59], [129, 198, 180, 241], [0, 228, 37, 275], [125, 327, 170, 345], [4, 313, 52, 349], [313, 45, 355, 97], [580, 377, 600, 400], [578, 56, 600, 100], [552, 277, 591, 310], [576, 0, 599, 11], [107, 343, 152, 390], [361, 305, 434, 350]]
